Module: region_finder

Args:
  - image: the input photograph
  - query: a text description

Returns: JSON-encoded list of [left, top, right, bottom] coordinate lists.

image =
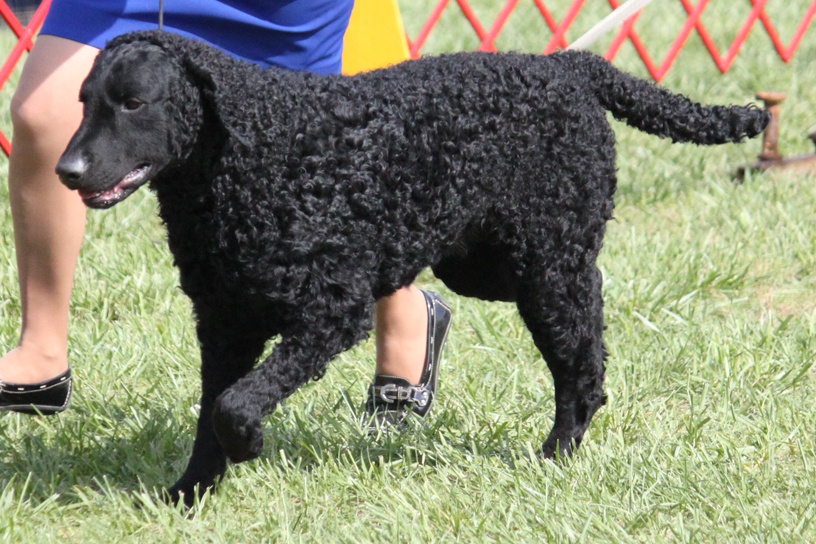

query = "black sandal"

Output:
[[365, 290, 452, 429], [0, 368, 72, 416]]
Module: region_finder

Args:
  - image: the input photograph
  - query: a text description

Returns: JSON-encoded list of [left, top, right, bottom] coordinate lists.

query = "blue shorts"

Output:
[[39, 0, 354, 74]]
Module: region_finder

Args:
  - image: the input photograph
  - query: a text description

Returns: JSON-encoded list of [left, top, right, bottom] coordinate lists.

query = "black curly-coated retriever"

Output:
[[56, 30, 768, 504]]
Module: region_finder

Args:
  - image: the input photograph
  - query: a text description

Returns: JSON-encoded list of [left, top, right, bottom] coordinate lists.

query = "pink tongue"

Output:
[[76, 165, 148, 202], [78, 186, 117, 201], [78, 172, 138, 201], [78, 188, 101, 199]]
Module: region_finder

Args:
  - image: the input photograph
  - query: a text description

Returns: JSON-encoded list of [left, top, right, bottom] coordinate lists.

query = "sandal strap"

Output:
[[369, 380, 433, 410]]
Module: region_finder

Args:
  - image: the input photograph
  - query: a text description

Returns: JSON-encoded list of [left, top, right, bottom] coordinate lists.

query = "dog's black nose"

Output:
[[55, 154, 89, 188]]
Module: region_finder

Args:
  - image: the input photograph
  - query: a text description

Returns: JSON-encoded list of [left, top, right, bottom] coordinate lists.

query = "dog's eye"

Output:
[[123, 98, 144, 111]]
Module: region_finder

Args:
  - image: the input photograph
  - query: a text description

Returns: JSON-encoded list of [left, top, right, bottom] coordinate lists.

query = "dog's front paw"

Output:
[[164, 442, 227, 507], [539, 435, 578, 461], [211, 391, 264, 463], [165, 475, 218, 508]]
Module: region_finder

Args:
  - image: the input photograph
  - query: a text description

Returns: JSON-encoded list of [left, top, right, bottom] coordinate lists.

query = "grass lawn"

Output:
[[1, 1, 816, 541]]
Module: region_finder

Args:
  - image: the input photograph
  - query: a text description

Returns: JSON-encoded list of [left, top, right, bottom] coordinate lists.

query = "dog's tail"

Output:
[[564, 50, 769, 144]]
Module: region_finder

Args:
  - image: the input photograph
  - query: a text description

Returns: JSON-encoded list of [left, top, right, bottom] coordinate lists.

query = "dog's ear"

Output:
[[106, 30, 253, 146]]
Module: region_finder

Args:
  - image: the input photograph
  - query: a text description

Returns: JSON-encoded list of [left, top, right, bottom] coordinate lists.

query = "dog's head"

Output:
[[56, 31, 231, 209]]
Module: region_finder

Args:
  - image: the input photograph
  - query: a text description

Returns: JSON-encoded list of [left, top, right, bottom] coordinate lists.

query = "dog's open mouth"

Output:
[[78, 164, 151, 208]]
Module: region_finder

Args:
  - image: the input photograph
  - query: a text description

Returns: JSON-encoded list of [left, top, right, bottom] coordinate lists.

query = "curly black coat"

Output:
[[56, 30, 769, 504]]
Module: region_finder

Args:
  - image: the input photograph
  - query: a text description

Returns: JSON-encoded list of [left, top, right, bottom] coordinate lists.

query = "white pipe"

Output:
[[567, 0, 658, 51]]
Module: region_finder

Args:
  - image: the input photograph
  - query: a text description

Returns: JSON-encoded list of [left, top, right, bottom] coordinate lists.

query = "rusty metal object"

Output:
[[737, 92, 816, 180], [756, 91, 786, 161]]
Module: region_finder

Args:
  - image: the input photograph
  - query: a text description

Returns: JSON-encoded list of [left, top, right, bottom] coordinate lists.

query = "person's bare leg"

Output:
[[0, 37, 99, 384], [374, 285, 428, 384]]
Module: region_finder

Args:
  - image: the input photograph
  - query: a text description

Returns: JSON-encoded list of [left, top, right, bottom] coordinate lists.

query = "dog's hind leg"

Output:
[[167, 315, 269, 506], [210, 295, 374, 464], [516, 263, 607, 459]]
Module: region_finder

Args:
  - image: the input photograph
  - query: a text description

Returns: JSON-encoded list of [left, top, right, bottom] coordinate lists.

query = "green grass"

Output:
[[1, 2, 816, 541]]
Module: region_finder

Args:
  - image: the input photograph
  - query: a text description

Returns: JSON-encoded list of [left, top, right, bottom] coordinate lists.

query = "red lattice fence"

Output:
[[1, 0, 814, 157], [0, 0, 49, 155], [408, 0, 815, 80]]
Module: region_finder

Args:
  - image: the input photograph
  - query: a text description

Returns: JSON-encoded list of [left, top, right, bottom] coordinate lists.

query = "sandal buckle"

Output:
[[373, 382, 431, 407]]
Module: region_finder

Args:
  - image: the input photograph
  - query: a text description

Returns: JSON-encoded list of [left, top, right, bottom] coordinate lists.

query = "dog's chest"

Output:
[[160, 198, 303, 304]]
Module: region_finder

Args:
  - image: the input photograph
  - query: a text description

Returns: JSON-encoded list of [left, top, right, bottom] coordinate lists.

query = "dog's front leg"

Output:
[[166, 317, 269, 506], [210, 300, 373, 464]]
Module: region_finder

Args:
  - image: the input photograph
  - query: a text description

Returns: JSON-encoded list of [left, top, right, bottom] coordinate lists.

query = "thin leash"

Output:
[[567, 0, 658, 50], [158, 0, 164, 31]]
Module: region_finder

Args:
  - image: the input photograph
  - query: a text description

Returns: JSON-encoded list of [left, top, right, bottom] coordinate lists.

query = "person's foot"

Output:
[[365, 290, 452, 430], [0, 345, 68, 383], [0, 346, 72, 415]]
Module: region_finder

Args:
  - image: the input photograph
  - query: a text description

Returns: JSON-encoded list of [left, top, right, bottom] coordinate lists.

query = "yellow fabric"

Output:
[[342, 0, 411, 75]]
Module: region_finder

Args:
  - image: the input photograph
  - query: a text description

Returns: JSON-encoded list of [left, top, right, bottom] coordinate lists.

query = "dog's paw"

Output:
[[211, 392, 264, 463], [163, 453, 227, 507], [164, 478, 216, 508], [539, 435, 578, 461]]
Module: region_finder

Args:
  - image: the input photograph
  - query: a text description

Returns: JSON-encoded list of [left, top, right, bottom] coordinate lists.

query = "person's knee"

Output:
[[10, 87, 61, 141], [9, 37, 96, 146]]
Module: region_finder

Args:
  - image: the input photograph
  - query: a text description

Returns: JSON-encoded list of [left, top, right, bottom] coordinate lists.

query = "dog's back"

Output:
[[299, 51, 767, 298]]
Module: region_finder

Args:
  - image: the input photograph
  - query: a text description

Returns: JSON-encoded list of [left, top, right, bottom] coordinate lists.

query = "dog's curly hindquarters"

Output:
[[55, 30, 768, 504]]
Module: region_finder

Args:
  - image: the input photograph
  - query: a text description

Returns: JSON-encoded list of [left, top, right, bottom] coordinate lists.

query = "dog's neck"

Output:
[[150, 113, 225, 231]]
